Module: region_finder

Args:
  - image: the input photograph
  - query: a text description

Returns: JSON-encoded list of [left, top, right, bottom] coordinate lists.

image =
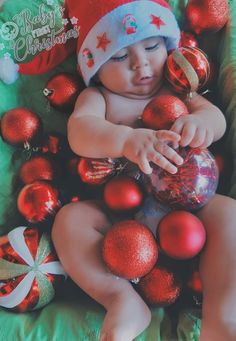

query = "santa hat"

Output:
[[0, 0, 180, 86]]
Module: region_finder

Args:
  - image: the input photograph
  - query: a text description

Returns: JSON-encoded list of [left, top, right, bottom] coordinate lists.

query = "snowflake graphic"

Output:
[[70, 16, 78, 25]]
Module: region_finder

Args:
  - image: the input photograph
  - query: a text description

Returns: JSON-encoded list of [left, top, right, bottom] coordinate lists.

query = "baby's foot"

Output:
[[99, 291, 151, 341]]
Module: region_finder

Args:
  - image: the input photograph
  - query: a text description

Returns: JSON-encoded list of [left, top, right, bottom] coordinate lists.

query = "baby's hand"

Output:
[[171, 115, 214, 148], [122, 128, 183, 174]]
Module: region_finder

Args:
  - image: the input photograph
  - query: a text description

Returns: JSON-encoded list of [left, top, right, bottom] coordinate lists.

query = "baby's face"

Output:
[[97, 37, 167, 99]]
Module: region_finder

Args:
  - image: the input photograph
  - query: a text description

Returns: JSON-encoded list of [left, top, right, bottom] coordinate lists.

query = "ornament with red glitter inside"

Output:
[[0, 107, 42, 148], [165, 46, 210, 95], [142, 94, 189, 130], [148, 147, 218, 211], [43, 73, 85, 112], [102, 220, 158, 280], [17, 181, 61, 223], [0, 226, 66, 312], [180, 31, 198, 48], [136, 263, 181, 306], [186, 0, 229, 35]]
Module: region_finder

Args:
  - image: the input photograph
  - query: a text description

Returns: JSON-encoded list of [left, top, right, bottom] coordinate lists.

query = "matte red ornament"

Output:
[[0, 226, 66, 312], [157, 211, 206, 259], [148, 147, 218, 211], [43, 73, 85, 112], [165, 47, 210, 95], [104, 176, 144, 212], [102, 220, 158, 280], [137, 264, 181, 306], [0, 107, 41, 148], [19, 155, 60, 184], [78, 157, 121, 185], [142, 95, 189, 130], [180, 31, 198, 48], [17, 181, 61, 223], [186, 0, 229, 35]]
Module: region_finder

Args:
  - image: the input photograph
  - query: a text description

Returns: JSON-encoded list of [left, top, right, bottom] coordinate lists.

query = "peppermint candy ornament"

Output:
[[0, 226, 66, 312]]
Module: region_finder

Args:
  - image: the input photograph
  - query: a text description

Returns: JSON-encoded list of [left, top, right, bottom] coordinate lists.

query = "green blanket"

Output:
[[0, 0, 236, 340]]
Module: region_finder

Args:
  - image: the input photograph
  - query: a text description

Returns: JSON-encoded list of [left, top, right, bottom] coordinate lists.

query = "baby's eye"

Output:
[[110, 53, 128, 62], [145, 43, 160, 51]]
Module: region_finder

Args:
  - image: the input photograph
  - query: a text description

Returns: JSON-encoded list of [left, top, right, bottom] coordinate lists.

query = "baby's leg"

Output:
[[52, 200, 151, 341], [197, 194, 236, 341]]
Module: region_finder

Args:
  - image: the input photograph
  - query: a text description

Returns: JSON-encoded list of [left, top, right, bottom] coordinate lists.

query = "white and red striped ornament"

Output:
[[0, 226, 66, 312]]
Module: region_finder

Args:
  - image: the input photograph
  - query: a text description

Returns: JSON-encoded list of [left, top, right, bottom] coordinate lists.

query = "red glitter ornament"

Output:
[[165, 47, 210, 95], [19, 155, 61, 184], [17, 181, 61, 223], [0, 107, 42, 148], [102, 220, 158, 280], [142, 95, 189, 130], [148, 147, 218, 211], [180, 31, 198, 48], [0, 226, 66, 312], [157, 211, 206, 259], [78, 157, 121, 185], [136, 264, 181, 306], [104, 176, 144, 213], [43, 73, 85, 112], [186, 0, 229, 35]]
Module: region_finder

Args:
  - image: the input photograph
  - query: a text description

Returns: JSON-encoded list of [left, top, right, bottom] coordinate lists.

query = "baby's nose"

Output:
[[131, 53, 148, 70]]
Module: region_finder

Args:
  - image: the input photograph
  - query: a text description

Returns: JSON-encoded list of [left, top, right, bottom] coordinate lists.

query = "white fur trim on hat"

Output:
[[78, 1, 180, 85]]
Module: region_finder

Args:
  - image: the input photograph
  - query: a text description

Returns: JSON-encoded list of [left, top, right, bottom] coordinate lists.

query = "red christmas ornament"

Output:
[[19, 155, 61, 184], [148, 147, 219, 211], [142, 95, 189, 130], [187, 270, 203, 295], [0, 107, 42, 148], [157, 211, 206, 259], [43, 73, 85, 112], [186, 0, 229, 35], [17, 181, 61, 223], [104, 176, 144, 212], [102, 220, 158, 280], [180, 31, 198, 48], [78, 157, 121, 185], [0, 226, 66, 312], [40, 132, 71, 157], [165, 47, 210, 95], [136, 264, 181, 306]]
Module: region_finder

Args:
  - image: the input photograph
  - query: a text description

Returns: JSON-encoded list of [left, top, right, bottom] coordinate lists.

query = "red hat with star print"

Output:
[[76, 0, 180, 85], [0, 0, 180, 85]]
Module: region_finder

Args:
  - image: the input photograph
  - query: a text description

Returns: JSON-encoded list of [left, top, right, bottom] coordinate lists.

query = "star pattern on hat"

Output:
[[96, 33, 111, 52], [150, 15, 165, 29]]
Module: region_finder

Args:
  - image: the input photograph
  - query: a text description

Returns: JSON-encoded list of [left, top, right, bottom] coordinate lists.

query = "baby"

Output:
[[52, 1, 236, 340]]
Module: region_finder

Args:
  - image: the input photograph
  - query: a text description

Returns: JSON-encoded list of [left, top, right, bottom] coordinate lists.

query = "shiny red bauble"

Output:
[[148, 147, 219, 211], [43, 73, 84, 112], [78, 157, 120, 185], [0, 107, 41, 147], [137, 264, 181, 306], [0, 226, 66, 312], [180, 31, 198, 48], [102, 220, 158, 280], [17, 181, 61, 223], [104, 176, 144, 212], [142, 95, 189, 130], [157, 211, 206, 259], [19, 155, 60, 184], [186, 0, 229, 35], [165, 47, 210, 94]]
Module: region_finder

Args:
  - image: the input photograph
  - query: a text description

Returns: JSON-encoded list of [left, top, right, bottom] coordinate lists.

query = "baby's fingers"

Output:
[[156, 130, 181, 143], [157, 143, 183, 166], [149, 152, 178, 174], [138, 156, 153, 174]]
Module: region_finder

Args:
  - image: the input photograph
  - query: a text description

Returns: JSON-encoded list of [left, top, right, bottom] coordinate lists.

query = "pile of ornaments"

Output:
[[0, 0, 230, 312]]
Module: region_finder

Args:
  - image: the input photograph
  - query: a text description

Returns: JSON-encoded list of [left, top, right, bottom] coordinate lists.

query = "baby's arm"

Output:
[[68, 87, 183, 174], [171, 93, 226, 148]]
